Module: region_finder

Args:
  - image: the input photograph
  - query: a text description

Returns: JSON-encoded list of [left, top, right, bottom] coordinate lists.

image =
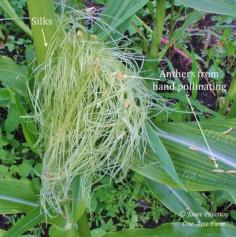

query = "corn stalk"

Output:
[[149, 0, 166, 59]]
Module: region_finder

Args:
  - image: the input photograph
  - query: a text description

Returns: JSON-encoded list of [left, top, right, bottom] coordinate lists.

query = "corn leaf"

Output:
[[228, 100, 236, 118], [160, 120, 236, 171], [14, 96, 38, 153], [147, 180, 210, 222], [146, 122, 185, 190], [0, 179, 38, 203], [92, 0, 148, 37], [0, 199, 37, 215], [103, 223, 236, 237], [72, 176, 87, 222], [0, 0, 32, 37], [0, 56, 28, 97], [132, 119, 236, 195], [0, 229, 35, 237], [0, 56, 38, 149], [0, 179, 38, 214], [176, 0, 236, 17], [49, 226, 78, 237], [3, 207, 72, 237], [228, 190, 236, 203], [3, 208, 44, 237], [195, 118, 236, 135], [228, 78, 236, 100], [26, 0, 56, 65]]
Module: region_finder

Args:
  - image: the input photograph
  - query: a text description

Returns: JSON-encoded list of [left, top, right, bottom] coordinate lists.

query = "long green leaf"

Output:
[[103, 223, 236, 237], [228, 100, 236, 118], [132, 119, 236, 194], [222, 72, 236, 117], [0, 56, 28, 97], [147, 180, 210, 222], [0, 56, 38, 149], [49, 226, 78, 237], [228, 189, 236, 203], [3, 208, 44, 237], [72, 176, 89, 223], [0, 179, 38, 214], [176, 0, 236, 17], [0, 229, 36, 237], [14, 96, 38, 153], [92, 0, 148, 38], [195, 118, 236, 135], [0, 179, 38, 203], [159, 121, 236, 170], [0, 0, 32, 37], [227, 77, 236, 101], [146, 122, 185, 190], [0, 199, 37, 215], [3, 208, 67, 236]]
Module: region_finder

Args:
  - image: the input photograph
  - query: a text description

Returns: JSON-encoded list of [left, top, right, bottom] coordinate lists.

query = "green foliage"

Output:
[[90, 174, 171, 232], [176, 0, 236, 17], [147, 180, 210, 222], [133, 119, 236, 193], [149, 0, 166, 59], [3, 208, 44, 237], [93, 0, 108, 4], [26, 0, 56, 65], [146, 122, 185, 190], [0, 56, 28, 97], [0, 0, 31, 36], [8, 0, 26, 17], [101, 223, 236, 237], [92, 0, 149, 39], [0, 179, 38, 215], [0, 0, 236, 236], [4, 36, 31, 54]]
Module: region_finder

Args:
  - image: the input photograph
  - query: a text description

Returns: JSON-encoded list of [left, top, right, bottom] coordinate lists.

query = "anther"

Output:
[[222, 128, 233, 135], [111, 72, 125, 81], [226, 170, 236, 174], [212, 169, 225, 173]]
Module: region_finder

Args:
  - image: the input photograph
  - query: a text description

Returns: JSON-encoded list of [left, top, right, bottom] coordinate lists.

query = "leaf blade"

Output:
[[176, 0, 236, 17], [145, 122, 186, 190], [0, 0, 32, 36], [103, 222, 236, 237], [147, 180, 209, 222]]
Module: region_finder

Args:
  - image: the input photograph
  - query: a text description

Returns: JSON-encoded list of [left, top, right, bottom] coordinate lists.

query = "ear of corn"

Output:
[[30, 11, 162, 214]]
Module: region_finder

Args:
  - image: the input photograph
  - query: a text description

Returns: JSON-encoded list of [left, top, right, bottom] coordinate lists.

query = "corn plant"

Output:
[[0, 0, 236, 236]]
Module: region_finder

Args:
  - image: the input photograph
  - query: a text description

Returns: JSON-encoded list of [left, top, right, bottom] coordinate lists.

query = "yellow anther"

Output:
[[124, 100, 131, 109], [77, 30, 83, 37], [226, 170, 236, 174], [188, 145, 198, 151], [111, 72, 125, 81], [222, 127, 233, 135], [212, 169, 225, 173]]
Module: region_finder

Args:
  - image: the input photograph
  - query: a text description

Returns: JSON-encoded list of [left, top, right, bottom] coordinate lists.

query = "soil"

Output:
[[167, 48, 218, 110], [0, 216, 11, 230], [136, 200, 178, 228], [166, 15, 222, 111]]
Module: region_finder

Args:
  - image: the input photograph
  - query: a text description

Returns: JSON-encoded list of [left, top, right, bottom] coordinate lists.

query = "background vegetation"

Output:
[[0, 0, 236, 236]]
